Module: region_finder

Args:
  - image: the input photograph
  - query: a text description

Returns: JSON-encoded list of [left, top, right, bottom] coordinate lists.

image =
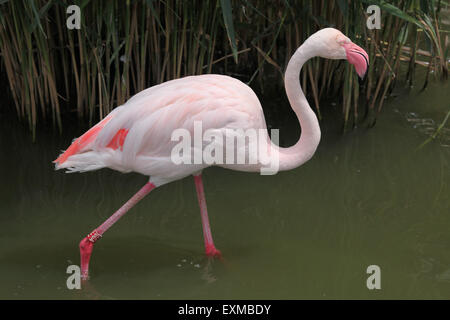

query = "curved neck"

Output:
[[275, 42, 321, 171]]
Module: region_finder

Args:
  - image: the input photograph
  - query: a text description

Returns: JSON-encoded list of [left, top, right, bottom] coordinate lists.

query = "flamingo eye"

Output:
[[336, 34, 350, 46]]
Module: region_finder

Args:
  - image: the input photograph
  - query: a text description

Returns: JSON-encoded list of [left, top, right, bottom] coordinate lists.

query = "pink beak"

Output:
[[343, 42, 369, 79]]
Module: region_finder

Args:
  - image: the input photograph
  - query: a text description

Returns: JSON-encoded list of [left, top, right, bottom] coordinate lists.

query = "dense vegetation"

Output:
[[0, 0, 448, 138]]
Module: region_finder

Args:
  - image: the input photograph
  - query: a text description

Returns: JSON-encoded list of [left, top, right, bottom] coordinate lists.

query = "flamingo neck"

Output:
[[276, 41, 321, 171]]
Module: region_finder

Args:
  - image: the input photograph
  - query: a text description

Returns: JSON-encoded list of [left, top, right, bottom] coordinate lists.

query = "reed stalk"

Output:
[[0, 0, 447, 137]]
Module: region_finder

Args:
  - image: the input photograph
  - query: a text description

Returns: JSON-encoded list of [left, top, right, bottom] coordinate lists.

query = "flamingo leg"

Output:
[[193, 174, 221, 258], [79, 182, 156, 280]]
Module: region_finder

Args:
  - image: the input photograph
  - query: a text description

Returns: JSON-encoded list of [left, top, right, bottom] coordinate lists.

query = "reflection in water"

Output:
[[405, 111, 450, 147], [0, 79, 449, 299]]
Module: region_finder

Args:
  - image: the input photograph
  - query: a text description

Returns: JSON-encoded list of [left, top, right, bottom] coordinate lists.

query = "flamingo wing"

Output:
[[54, 75, 266, 178]]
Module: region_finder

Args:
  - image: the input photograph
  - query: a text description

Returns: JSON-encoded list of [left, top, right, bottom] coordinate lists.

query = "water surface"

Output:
[[0, 78, 449, 299]]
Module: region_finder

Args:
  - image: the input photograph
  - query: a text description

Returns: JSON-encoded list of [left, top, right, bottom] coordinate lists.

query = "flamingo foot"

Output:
[[79, 237, 95, 280], [205, 244, 222, 258]]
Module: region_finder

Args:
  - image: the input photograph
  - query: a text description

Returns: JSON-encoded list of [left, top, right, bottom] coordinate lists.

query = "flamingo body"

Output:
[[55, 75, 268, 185], [54, 28, 369, 280]]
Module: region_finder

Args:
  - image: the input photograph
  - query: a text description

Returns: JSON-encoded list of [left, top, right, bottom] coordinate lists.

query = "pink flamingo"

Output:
[[54, 28, 368, 280]]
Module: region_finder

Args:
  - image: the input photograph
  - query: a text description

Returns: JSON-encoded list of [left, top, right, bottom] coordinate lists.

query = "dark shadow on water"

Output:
[[1, 75, 449, 299], [0, 234, 251, 299]]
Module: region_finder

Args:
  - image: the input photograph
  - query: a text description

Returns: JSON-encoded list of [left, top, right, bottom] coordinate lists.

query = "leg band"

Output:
[[87, 229, 102, 243]]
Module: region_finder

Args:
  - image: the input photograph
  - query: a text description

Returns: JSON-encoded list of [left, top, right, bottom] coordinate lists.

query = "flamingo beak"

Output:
[[343, 42, 369, 79]]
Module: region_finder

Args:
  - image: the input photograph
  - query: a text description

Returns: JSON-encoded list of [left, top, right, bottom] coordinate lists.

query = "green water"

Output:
[[0, 78, 449, 299]]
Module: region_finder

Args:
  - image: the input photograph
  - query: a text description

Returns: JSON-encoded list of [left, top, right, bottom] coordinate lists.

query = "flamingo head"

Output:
[[307, 28, 369, 79]]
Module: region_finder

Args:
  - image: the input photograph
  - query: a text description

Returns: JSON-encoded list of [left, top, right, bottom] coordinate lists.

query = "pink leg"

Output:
[[193, 174, 221, 258], [79, 182, 156, 280]]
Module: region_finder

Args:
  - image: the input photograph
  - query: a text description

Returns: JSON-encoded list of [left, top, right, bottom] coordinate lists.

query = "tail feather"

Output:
[[54, 115, 113, 167], [57, 151, 108, 173]]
